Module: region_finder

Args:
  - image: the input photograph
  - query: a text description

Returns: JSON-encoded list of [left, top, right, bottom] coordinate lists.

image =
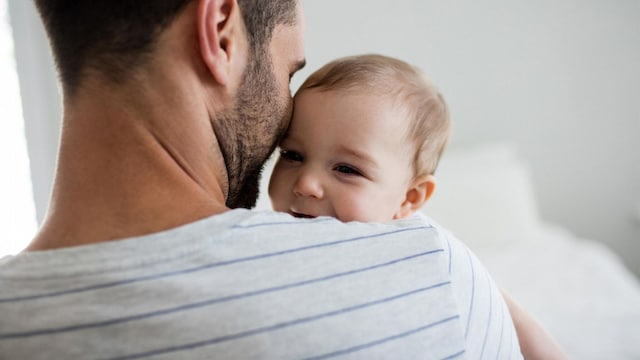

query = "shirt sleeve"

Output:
[[437, 224, 523, 359]]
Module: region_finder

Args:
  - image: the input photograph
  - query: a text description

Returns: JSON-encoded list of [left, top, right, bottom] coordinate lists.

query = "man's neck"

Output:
[[28, 74, 230, 251]]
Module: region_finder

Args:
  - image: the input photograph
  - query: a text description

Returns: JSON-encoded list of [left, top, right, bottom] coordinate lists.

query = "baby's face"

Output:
[[268, 89, 415, 222]]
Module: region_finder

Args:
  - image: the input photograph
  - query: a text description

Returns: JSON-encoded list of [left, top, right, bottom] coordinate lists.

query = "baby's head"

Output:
[[269, 54, 450, 222]]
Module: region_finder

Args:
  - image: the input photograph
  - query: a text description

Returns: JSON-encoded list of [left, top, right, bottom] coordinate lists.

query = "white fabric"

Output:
[[476, 224, 640, 360], [0, 209, 521, 359], [422, 142, 640, 359]]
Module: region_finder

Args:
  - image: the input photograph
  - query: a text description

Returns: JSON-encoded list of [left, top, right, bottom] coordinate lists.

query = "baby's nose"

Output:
[[293, 171, 324, 199]]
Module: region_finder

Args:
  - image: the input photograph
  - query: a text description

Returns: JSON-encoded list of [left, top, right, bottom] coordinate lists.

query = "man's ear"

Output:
[[393, 174, 437, 220], [197, 0, 244, 86]]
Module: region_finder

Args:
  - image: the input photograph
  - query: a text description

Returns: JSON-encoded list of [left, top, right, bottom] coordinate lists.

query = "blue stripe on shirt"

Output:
[[464, 247, 476, 339], [104, 283, 453, 360], [444, 232, 453, 274], [496, 301, 506, 359], [0, 250, 443, 339], [442, 349, 466, 359], [0, 226, 430, 303], [231, 217, 335, 229], [480, 275, 493, 358], [302, 315, 460, 360]]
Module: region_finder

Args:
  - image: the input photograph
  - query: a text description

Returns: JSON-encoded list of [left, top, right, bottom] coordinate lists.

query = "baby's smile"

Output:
[[289, 211, 316, 219]]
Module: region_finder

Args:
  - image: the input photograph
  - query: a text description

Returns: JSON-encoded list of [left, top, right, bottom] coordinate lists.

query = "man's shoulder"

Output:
[[0, 210, 440, 277], [235, 210, 444, 253], [0, 210, 522, 358], [0, 210, 470, 359], [238, 210, 437, 235]]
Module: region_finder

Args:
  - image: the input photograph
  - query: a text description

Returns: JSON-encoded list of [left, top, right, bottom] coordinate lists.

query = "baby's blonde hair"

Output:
[[297, 54, 450, 176]]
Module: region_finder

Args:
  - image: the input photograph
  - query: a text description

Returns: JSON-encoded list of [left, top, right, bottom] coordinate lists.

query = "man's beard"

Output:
[[215, 51, 290, 209]]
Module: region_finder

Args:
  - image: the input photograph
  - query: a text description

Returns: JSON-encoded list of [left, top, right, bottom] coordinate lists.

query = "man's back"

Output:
[[0, 210, 520, 359]]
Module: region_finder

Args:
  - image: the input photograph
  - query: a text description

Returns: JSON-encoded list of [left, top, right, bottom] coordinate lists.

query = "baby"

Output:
[[269, 54, 447, 222], [269, 54, 565, 359]]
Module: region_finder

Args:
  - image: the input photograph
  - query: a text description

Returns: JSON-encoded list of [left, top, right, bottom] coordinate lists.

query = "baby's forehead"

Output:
[[295, 86, 409, 113], [292, 87, 416, 149], [294, 88, 410, 137], [301, 86, 412, 120]]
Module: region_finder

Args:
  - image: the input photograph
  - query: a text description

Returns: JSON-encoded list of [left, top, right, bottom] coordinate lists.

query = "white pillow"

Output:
[[422, 143, 540, 250]]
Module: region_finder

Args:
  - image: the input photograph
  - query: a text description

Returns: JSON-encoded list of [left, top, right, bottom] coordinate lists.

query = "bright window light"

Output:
[[0, 0, 38, 256]]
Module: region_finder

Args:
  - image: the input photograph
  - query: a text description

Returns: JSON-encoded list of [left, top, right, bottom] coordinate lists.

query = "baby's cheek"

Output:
[[334, 194, 389, 223], [270, 191, 292, 212], [351, 189, 406, 222]]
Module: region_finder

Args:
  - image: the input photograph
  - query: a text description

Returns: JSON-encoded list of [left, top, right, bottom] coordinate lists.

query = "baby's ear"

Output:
[[393, 174, 436, 220]]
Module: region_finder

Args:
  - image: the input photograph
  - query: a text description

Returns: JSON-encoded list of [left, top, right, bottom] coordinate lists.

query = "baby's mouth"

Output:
[[290, 211, 316, 219]]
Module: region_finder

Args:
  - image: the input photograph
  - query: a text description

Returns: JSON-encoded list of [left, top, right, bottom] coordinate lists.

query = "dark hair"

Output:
[[34, 0, 298, 94]]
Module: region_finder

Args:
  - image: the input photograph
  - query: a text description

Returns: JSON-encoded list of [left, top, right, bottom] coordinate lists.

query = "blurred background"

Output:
[[2, 0, 639, 278]]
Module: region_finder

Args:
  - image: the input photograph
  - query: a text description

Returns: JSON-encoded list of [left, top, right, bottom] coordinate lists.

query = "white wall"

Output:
[[10, 0, 639, 275], [295, 0, 640, 275], [8, 0, 61, 224]]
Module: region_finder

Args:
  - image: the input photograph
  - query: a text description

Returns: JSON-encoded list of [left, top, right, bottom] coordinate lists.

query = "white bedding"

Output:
[[475, 224, 640, 359], [422, 143, 640, 359]]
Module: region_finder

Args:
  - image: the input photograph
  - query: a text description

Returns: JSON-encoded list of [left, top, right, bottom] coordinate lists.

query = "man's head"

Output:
[[34, 0, 306, 209], [212, 1, 305, 209], [268, 54, 450, 222], [34, 0, 301, 94]]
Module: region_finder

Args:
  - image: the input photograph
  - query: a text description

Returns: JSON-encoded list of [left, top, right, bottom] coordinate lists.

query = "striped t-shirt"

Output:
[[0, 209, 521, 359]]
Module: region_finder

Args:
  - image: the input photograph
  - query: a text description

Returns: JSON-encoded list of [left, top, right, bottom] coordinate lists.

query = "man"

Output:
[[0, 1, 523, 358]]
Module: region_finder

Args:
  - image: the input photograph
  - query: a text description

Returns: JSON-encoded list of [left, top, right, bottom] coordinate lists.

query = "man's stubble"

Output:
[[214, 51, 291, 209]]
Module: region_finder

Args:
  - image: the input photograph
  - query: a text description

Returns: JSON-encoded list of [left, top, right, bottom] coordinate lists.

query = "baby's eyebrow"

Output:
[[337, 145, 378, 169]]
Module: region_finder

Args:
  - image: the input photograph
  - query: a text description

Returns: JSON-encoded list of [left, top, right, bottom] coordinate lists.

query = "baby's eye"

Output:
[[280, 149, 303, 162], [334, 164, 363, 176]]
